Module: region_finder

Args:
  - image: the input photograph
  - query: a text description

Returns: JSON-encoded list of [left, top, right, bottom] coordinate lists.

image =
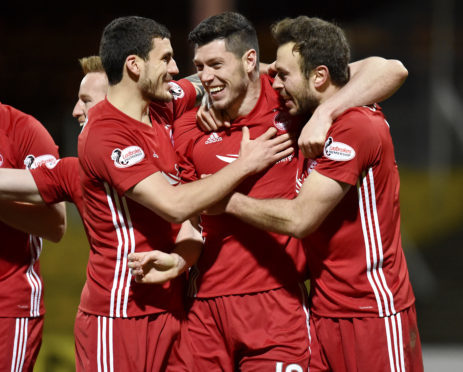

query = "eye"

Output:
[[195, 64, 203, 72]]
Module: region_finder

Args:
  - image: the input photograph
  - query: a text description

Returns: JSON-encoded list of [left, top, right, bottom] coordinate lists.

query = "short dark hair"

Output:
[[271, 16, 350, 86], [100, 16, 170, 85], [188, 12, 259, 62]]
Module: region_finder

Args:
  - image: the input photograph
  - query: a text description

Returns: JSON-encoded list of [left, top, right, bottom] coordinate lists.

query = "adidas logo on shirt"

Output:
[[205, 133, 223, 144]]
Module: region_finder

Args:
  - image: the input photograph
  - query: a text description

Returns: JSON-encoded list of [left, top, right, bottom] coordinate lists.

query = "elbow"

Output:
[[291, 216, 314, 239], [46, 217, 67, 243], [291, 226, 309, 240], [391, 59, 408, 84], [159, 203, 191, 224]]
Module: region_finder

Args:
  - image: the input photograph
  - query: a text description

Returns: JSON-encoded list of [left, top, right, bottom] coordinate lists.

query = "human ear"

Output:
[[243, 49, 257, 73], [125, 55, 142, 77], [312, 65, 329, 88]]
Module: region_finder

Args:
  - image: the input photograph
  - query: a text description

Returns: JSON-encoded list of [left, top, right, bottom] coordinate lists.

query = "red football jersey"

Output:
[[300, 104, 415, 318], [174, 75, 308, 297], [31, 157, 83, 214], [77, 80, 196, 317], [0, 103, 59, 317]]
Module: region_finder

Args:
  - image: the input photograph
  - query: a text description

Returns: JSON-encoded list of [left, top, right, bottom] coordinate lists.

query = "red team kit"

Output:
[[2, 74, 422, 371]]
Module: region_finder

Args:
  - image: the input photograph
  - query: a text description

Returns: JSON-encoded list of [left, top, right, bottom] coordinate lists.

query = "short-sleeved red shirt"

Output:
[[0, 103, 59, 317], [77, 80, 196, 317], [174, 75, 308, 297], [299, 104, 415, 318]]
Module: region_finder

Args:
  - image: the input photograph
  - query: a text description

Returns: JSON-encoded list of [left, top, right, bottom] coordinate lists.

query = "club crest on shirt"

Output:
[[111, 146, 145, 168], [168, 82, 185, 100], [323, 137, 355, 161], [24, 154, 58, 169], [273, 110, 292, 133]]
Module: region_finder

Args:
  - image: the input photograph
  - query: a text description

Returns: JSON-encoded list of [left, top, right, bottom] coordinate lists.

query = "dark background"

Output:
[[1, 0, 462, 369]]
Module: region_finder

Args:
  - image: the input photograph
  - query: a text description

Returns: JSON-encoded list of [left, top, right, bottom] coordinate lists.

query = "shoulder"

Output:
[[333, 105, 385, 140]]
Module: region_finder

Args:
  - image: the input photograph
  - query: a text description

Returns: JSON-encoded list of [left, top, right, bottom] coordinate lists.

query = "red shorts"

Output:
[[186, 284, 311, 372], [74, 309, 188, 372], [310, 305, 424, 372], [0, 316, 43, 372]]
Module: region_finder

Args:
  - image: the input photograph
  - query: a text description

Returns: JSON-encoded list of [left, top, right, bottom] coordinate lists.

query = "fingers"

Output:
[[298, 137, 324, 159], [267, 132, 291, 146], [273, 146, 294, 162], [255, 126, 277, 141], [196, 106, 215, 132], [271, 138, 294, 154], [241, 126, 250, 142]]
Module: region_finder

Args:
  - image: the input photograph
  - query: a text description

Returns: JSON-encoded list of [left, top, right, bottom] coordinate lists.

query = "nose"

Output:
[[168, 58, 179, 76], [200, 66, 214, 85], [272, 75, 284, 91], [72, 100, 86, 124]]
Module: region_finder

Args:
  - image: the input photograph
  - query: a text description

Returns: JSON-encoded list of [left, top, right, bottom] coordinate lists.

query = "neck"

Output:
[[226, 72, 261, 121], [317, 84, 341, 107], [106, 80, 151, 125]]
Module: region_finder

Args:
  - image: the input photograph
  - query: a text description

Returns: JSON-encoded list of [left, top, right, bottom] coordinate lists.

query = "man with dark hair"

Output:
[[76, 15, 292, 371], [214, 16, 424, 371], [130, 11, 411, 372]]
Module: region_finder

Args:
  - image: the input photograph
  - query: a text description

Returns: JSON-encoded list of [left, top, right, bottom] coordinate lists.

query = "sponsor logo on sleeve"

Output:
[[24, 154, 58, 169], [111, 146, 145, 168], [168, 82, 185, 100], [323, 137, 355, 161], [45, 159, 60, 169]]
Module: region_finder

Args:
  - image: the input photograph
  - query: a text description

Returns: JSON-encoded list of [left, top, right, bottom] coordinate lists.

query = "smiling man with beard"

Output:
[[127, 11, 413, 372], [76, 15, 294, 371], [216, 16, 424, 372]]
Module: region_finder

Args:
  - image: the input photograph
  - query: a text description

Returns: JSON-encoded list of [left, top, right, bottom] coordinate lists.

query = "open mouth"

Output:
[[209, 86, 225, 96]]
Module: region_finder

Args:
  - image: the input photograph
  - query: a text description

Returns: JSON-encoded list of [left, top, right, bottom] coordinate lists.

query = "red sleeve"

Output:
[[31, 157, 80, 204], [5, 104, 59, 169], [170, 79, 197, 118], [172, 108, 200, 183], [80, 122, 161, 194], [315, 107, 381, 186]]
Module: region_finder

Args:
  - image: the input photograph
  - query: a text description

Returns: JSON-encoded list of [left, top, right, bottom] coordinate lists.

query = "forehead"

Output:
[[276, 42, 300, 69], [79, 72, 108, 94], [150, 37, 173, 56], [194, 39, 232, 61]]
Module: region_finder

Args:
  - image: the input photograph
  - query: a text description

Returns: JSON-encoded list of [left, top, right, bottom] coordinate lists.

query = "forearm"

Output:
[[324, 57, 408, 120], [0, 169, 44, 203], [130, 158, 253, 224], [0, 201, 66, 242], [226, 193, 302, 237], [172, 160, 253, 221], [185, 73, 206, 106], [172, 218, 203, 274]]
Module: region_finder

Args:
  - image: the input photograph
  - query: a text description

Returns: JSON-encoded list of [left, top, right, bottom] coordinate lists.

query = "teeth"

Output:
[[210, 86, 224, 93]]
